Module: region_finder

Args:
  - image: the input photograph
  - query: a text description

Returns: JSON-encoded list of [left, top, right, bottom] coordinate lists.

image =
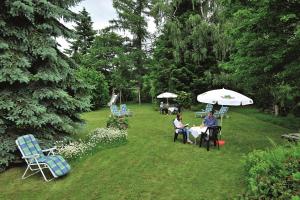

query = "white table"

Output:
[[168, 107, 178, 114], [189, 126, 208, 144]]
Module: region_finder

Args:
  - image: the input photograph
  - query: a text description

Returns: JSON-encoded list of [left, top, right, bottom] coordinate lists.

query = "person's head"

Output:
[[208, 111, 214, 117], [176, 113, 182, 121]]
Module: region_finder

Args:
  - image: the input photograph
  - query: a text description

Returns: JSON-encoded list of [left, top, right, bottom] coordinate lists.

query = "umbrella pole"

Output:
[[220, 115, 223, 139]]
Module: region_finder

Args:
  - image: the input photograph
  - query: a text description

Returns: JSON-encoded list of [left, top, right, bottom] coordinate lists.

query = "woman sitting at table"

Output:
[[203, 111, 218, 127], [174, 114, 193, 144]]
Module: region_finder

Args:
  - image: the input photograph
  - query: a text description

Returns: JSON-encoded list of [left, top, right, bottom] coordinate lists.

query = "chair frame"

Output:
[[199, 126, 221, 151], [16, 139, 58, 182], [173, 122, 187, 144]]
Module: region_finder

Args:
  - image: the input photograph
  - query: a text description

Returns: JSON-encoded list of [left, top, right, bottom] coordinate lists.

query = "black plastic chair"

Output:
[[173, 121, 187, 144], [199, 126, 221, 151]]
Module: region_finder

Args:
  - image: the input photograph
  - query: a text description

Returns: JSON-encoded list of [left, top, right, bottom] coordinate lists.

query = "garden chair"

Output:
[[195, 104, 213, 118], [120, 104, 133, 116], [16, 134, 71, 182], [110, 104, 123, 117], [199, 126, 221, 151], [214, 106, 229, 118], [173, 121, 187, 144]]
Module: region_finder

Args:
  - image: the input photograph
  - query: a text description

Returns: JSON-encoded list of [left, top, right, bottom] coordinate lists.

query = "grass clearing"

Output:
[[0, 104, 291, 199]]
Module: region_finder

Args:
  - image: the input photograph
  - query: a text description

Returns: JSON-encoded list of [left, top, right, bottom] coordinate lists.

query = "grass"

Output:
[[0, 104, 292, 200]]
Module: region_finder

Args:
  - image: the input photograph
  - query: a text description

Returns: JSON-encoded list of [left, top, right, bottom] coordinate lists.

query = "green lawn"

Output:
[[0, 104, 291, 200]]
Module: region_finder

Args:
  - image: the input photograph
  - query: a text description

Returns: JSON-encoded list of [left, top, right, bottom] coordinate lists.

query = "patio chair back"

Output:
[[16, 134, 44, 160], [110, 105, 121, 116], [205, 104, 213, 112]]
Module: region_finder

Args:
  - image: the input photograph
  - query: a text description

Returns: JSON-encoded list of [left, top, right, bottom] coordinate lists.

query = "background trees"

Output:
[[0, 0, 91, 170], [220, 0, 300, 116]]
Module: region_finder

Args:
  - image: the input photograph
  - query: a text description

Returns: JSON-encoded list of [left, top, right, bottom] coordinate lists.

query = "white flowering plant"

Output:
[[56, 128, 127, 159]]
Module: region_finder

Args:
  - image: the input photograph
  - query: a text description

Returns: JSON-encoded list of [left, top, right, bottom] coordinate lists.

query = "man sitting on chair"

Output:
[[174, 114, 193, 144], [203, 111, 218, 127]]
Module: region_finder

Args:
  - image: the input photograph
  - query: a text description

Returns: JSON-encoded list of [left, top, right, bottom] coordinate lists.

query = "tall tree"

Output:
[[80, 30, 133, 104], [221, 0, 300, 115], [0, 0, 90, 170], [66, 7, 96, 61], [110, 0, 151, 100], [150, 0, 228, 99]]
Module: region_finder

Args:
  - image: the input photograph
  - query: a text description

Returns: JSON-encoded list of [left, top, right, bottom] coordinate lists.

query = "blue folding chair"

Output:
[[16, 134, 71, 182], [120, 104, 133, 116], [195, 104, 213, 118]]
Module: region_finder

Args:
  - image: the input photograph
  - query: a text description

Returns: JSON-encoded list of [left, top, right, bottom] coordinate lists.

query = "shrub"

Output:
[[56, 128, 127, 159], [176, 91, 192, 109], [106, 115, 129, 130], [242, 145, 300, 199]]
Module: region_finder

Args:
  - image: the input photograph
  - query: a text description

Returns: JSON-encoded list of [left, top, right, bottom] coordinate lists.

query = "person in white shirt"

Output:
[[173, 114, 193, 144]]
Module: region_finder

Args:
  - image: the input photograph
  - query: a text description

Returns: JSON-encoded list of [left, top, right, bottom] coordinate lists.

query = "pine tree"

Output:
[[66, 7, 96, 60], [0, 0, 91, 170], [110, 0, 150, 101]]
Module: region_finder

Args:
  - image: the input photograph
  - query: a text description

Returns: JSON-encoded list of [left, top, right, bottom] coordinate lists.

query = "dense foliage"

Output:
[[242, 144, 300, 199], [0, 0, 91, 171], [220, 0, 300, 115], [150, 0, 229, 101]]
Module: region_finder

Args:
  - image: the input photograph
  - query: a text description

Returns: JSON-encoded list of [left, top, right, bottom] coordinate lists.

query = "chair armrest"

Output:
[[42, 146, 57, 155], [42, 147, 57, 152], [22, 154, 40, 159]]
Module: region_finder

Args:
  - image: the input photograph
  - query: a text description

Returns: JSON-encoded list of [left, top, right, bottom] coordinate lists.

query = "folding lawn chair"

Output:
[[16, 134, 71, 182], [120, 104, 133, 116], [110, 105, 124, 117], [214, 106, 229, 118], [195, 104, 213, 118]]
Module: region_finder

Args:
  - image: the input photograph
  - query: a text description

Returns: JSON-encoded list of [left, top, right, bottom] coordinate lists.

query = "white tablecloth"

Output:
[[189, 126, 207, 138], [168, 107, 178, 113]]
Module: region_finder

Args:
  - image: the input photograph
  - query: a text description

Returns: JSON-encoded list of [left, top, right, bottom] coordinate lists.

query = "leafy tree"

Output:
[[110, 0, 151, 99], [150, 0, 228, 100], [221, 0, 300, 115], [0, 0, 90, 170], [76, 67, 109, 109], [81, 30, 135, 102], [66, 7, 96, 61]]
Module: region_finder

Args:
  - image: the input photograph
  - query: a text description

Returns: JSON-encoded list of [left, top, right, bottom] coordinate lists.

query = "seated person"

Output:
[[174, 114, 193, 144], [203, 111, 218, 127], [162, 103, 169, 114], [159, 102, 164, 114]]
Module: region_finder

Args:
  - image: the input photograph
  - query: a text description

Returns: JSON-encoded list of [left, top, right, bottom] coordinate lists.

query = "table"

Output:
[[281, 133, 300, 142], [189, 126, 208, 144], [168, 107, 178, 114]]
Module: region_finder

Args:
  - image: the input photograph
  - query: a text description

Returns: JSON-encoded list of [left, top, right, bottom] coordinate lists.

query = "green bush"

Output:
[[106, 115, 129, 130], [242, 145, 300, 199], [176, 91, 192, 109]]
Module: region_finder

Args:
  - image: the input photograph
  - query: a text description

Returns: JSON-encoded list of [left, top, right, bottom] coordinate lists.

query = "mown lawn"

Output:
[[0, 104, 292, 199]]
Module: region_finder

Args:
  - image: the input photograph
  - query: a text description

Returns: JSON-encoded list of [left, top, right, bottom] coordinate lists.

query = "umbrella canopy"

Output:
[[197, 88, 253, 106], [157, 92, 178, 99]]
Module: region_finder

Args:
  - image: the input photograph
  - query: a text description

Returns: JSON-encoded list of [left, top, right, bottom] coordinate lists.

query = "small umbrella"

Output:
[[157, 92, 178, 104]]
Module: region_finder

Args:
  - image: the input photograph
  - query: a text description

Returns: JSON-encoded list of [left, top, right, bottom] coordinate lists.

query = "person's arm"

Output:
[[203, 117, 207, 126]]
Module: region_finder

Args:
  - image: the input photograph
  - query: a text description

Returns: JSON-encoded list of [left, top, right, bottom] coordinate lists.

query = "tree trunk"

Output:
[[274, 104, 279, 116]]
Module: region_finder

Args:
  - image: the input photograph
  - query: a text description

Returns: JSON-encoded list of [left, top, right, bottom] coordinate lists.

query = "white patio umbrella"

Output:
[[197, 88, 253, 106], [157, 92, 178, 104], [197, 88, 253, 126]]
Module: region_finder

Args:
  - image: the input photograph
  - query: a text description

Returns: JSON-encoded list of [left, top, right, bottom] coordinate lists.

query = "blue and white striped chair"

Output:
[[120, 104, 133, 116], [16, 134, 71, 182], [110, 105, 124, 117], [195, 104, 213, 118]]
